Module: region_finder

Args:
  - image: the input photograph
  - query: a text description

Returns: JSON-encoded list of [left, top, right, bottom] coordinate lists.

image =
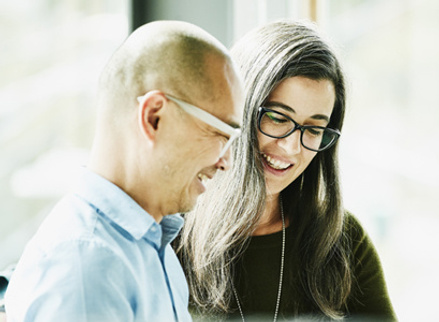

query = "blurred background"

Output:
[[1, 0, 438, 320]]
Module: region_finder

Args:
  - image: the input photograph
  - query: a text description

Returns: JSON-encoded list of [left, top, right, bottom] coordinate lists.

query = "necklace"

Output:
[[232, 196, 286, 322]]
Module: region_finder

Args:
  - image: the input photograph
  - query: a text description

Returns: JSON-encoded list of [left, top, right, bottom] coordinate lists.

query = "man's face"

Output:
[[157, 59, 243, 215]]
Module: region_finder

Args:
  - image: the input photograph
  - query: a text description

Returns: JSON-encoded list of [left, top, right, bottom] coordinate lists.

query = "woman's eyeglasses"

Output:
[[257, 107, 340, 152]]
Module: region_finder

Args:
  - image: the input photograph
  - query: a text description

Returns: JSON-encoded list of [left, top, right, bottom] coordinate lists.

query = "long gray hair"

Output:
[[177, 20, 350, 319]]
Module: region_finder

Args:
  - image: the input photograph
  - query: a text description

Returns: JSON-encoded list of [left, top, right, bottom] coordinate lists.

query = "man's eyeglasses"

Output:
[[137, 93, 241, 158], [257, 107, 340, 152]]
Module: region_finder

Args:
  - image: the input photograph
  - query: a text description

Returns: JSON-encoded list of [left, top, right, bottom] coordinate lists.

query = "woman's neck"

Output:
[[252, 194, 286, 236]]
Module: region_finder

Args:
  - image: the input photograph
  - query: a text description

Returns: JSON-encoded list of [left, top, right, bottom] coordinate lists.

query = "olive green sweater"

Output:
[[229, 214, 397, 321]]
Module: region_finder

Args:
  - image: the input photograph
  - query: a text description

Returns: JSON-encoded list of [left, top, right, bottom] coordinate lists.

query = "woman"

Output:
[[177, 20, 396, 321]]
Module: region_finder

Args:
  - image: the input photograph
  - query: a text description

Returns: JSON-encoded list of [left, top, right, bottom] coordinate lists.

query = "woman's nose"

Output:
[[277, 129, 302, 155]]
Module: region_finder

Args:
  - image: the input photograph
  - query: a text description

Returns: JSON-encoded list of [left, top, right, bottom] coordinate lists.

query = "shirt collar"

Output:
[[160, 214, 185, 247], [72, 167, 184, 244]]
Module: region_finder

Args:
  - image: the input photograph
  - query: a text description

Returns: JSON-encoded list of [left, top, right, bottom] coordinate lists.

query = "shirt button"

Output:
[[150, 226, 157, 232]]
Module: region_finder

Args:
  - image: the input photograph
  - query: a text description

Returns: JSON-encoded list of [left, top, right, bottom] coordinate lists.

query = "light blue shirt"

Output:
[[5, 168, 192, 322]]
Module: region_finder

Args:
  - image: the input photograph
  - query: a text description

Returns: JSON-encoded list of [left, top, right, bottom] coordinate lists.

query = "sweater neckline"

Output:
[[248, 225, 293, 249]]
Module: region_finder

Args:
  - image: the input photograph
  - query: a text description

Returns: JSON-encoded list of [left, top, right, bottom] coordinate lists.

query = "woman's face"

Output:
[[257, 76, 336, 197]]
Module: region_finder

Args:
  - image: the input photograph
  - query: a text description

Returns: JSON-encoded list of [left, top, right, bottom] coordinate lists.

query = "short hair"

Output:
[[97, 20, 231, 120]]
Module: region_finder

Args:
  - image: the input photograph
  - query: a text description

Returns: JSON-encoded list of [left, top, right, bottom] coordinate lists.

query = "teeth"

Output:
[[197, 173, 209, 183], [262, 153, 290, 170]]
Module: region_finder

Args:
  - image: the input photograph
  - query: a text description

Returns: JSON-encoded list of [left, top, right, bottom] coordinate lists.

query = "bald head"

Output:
[[97, 20, 233, 119]]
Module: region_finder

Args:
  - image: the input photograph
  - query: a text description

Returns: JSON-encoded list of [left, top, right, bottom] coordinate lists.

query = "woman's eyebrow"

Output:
[[265, 101, 295, 113], [265, 101, 330, 123], [311, 114, 330, 122]]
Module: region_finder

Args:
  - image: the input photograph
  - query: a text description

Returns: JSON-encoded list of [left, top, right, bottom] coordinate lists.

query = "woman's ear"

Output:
[[137, 91, 165, 142]]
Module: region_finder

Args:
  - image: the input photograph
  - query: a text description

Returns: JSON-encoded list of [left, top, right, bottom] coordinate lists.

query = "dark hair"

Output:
[[231, 19, 349, 319], [179, 20, 350, 319]]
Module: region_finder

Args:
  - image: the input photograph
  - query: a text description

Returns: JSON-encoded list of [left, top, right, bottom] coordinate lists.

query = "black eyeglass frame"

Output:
[[257, 107, 341, 152]]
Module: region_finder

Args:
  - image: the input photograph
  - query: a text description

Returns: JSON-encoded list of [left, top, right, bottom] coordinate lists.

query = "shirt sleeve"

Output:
[[345, 213, 398, 321], [5, 239, 136, 322]]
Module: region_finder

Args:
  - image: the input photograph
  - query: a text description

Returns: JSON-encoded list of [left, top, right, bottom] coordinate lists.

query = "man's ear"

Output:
[[138, 91, 165, 142]]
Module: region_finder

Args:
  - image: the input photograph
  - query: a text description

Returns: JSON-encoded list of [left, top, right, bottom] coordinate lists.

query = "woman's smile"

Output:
[[262, 153, 292, 170], [261, 153, 294, 178]]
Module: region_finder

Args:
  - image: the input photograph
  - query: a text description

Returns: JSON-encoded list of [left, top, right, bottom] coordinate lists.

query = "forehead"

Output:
[[193, 58, 244, 128], [268, 76, 335, 117]]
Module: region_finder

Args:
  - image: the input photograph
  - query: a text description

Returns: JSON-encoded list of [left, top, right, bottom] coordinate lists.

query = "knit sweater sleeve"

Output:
[[345, 213, 398, 321]]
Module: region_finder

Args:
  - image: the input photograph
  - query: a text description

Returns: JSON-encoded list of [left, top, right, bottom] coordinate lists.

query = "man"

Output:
[[5, 20, 243, 321]]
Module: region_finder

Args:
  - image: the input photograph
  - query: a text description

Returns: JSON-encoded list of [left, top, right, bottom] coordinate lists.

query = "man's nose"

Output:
[[215, 147, 232, 171]]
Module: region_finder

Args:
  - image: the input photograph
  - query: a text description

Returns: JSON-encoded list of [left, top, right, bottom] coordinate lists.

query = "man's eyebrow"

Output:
[[228, 121, 241, 129], [264, 101, 330, 123]]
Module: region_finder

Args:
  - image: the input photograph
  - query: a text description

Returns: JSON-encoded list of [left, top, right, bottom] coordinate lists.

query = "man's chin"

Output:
[[177, 197, 198, 214], [174, 188, 207, 214]]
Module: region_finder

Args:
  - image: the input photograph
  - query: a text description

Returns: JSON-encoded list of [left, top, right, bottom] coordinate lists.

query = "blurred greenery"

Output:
[[0, 0, 128, 265]]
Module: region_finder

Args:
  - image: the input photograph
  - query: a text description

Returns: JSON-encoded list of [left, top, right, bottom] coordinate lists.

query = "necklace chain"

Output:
[[232, 196, 286, 322]]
